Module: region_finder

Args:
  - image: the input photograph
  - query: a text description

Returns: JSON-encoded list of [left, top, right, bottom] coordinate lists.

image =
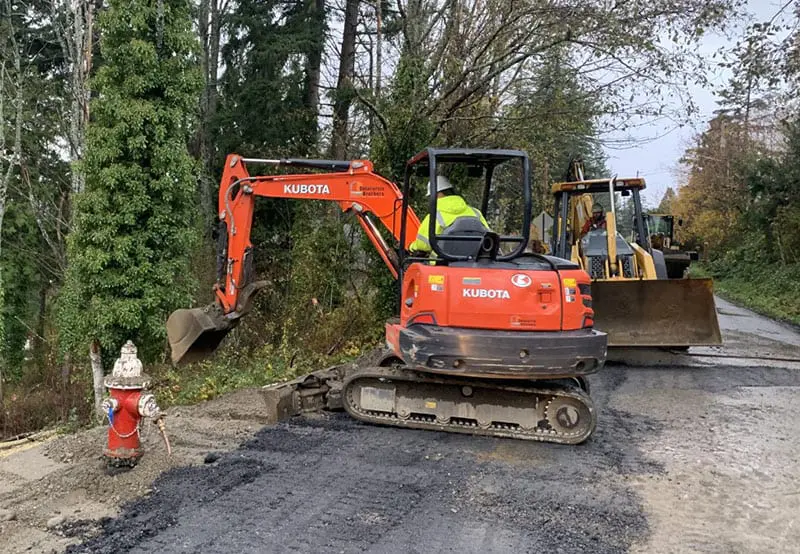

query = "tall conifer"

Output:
[[59, 0, 201, 363]]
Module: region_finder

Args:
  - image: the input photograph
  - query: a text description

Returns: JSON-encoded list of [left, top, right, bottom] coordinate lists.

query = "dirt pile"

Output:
[[0, 387, 273, 554]]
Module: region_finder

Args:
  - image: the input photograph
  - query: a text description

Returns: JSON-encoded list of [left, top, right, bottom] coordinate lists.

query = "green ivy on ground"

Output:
[[690, 263, 800, 326]]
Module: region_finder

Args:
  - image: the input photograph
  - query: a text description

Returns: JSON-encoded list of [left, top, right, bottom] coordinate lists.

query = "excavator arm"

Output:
[[167, 154, 420, 364]]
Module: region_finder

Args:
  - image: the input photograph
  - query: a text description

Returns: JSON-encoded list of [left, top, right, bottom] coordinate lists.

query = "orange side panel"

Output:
[[557, 269, 594, 331], [384, 321, 402, 358], [401, 264, 566, 332]]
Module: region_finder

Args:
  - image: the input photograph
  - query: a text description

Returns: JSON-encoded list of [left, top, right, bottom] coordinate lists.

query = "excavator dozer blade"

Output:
[[591, 278, 722, 348], [166, 305, 237, 365]]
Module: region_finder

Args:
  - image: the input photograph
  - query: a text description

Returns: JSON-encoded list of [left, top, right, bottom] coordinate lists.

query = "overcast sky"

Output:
[[603, 0, 791, 206]]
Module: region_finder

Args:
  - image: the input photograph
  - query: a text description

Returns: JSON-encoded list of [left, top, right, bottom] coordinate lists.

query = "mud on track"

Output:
[[66, 370, 656, 554]]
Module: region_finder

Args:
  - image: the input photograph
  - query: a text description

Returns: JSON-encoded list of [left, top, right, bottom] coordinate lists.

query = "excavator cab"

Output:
[[400, 148, 532, 265]]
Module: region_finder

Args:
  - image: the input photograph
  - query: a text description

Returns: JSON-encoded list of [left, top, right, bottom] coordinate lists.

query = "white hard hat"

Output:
[[426, 175, 453, 197]]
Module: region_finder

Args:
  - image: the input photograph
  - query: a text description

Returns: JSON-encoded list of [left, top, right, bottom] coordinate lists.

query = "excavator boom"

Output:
[[167, 154, 420, 364]]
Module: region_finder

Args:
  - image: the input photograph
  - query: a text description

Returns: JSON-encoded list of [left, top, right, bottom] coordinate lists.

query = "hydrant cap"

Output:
[[112, 340, 144, 379]]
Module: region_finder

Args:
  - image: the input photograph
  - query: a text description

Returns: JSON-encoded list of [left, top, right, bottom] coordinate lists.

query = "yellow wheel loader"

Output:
[[549, 160, 721, 349]]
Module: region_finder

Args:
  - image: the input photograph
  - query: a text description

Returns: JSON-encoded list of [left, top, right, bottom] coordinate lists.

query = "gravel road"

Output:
[[2, 297, 799, 553]]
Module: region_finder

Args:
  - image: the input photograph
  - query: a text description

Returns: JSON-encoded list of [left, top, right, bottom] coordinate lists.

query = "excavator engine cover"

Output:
[[591, 278, 722, 348], [167, 305, 237, 365]]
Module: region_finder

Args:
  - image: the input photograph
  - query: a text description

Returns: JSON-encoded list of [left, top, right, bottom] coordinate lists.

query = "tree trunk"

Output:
[[0, 0, 25, 416], [330, 0, 359, 159], [61, 352, 71, 388], [196, 0, 225, 229], [305, 0, 325, 128], [89, 340, 104, 420], [56, 0, 94, 194], [375, 0, 381, 95]]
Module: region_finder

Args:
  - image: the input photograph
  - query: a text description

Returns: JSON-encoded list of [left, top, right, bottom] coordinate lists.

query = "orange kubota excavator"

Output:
[[167, 148, 607, 444]]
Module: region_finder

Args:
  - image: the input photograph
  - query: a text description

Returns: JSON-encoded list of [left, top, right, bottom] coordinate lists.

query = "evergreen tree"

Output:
[[207, 0, 331, 359], [58, 0, 202, 363], [215, 0, 325, 161], [1, 0, 69, 383], [657, 188, 677, 213]]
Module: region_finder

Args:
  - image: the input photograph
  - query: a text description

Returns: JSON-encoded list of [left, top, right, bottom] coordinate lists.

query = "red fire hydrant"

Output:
[[101, 341, 170, 467]]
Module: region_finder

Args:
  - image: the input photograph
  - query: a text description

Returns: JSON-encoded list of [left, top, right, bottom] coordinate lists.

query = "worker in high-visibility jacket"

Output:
[[409, 175, 490, 254]]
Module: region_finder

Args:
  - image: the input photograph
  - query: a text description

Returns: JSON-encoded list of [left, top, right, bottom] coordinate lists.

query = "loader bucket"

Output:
[[591, 278, 722, 348], [166, 305, 237, 365]]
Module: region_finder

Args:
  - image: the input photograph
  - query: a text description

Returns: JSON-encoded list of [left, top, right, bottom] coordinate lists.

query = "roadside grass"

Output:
[[690, 262, 800, 326], [148, 340, 375, 409]]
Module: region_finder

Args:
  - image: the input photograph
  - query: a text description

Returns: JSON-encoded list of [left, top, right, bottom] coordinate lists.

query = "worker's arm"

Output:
[[581, 220, 591, 235], [409, 214, 432, 253]]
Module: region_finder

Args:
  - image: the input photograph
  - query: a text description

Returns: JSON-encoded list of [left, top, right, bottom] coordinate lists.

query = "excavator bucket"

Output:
[[167, 281, 268, 365], [591, 278, 722, 348], [166, 305, 238, 365]]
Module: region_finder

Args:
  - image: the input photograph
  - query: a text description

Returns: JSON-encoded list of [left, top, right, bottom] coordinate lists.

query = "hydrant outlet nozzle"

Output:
[[155, 416, 172, 457], [138, 393, 161, 419], [101, 397, 119, 414]]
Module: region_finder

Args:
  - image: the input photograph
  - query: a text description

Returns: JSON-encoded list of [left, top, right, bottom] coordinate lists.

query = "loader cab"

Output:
[[550, 177, 650, 260], [398, 148, 533, 270], [642, 213, 675, 250], [548, 175, 664, 281]]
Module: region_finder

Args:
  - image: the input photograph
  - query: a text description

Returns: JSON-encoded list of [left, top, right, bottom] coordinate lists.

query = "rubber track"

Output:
[[342, 367, 596, 445]]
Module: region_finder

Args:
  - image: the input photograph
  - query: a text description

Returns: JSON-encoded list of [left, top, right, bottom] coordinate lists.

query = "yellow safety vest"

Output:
[[410, 195, 490, 253]]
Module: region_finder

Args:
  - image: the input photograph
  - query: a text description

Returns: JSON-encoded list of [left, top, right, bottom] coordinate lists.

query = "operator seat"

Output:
[[437, 216, 492, 259]]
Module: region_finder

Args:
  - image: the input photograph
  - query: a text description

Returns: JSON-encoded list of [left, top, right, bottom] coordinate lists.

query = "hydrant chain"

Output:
[[104, 411, 141, 439]]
